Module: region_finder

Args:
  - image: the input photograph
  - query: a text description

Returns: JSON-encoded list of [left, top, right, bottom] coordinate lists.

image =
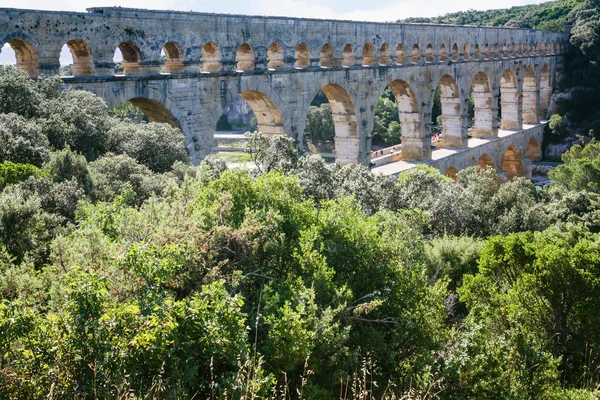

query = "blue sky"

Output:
[[1, 0, 547, 64]]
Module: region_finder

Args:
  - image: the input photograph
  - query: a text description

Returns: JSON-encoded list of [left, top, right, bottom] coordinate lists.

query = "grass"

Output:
[[212, 151, 253, 163]]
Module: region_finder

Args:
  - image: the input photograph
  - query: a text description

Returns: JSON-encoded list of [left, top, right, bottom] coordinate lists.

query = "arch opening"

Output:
[[370, 87, 401, 157], [342, 44, 355, 67], [362, 42, 376, 66], [425, 44, 434, 63], [483, 44, 491, 59], [503, 143, 523, 179], [61, 39, 94, 76], [477, 153, 494, 169], [523, 66, 539, 124], [2, 38, 39, 77], [463, 43, 470, 60], [163, 41, 184, 73], [451, 43, 459, 61], [540, 64, 552, 118], [411, 44, 421, 63], [500, 69, 521, 130], [439, 44, 448, 62], [320, 43, 336, 68], [295, 43, 310, 69], [236, 43, 255, 71], [437, 74, 466, 148], [474, 44, 481, 60], [526, 137, 542, 161], [239, 90, 285, 136], [316, 84, 359, 164], [396, 44, 406, 64], [444, 166, 459, 181], [202, 41, 221, 72], [267, 41, 284, 70], [471, 71, 496, 138], [379, 43, 391, 65], [115, 40, 142, 75], [126, 97, 180, 128]]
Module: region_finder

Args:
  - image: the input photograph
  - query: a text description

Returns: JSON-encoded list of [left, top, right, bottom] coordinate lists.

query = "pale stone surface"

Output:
[[0, 6, 568, 168]]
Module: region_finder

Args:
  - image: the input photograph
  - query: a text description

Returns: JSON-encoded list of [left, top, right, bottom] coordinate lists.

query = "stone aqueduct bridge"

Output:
[[1, 7, 569, 175]]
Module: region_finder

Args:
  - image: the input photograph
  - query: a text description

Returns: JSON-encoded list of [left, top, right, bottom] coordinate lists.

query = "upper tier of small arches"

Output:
[[1, 32, 568, 78]]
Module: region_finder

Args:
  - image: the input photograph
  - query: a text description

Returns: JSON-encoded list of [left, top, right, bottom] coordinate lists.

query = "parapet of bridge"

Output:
[[0, 7, 569, 176]]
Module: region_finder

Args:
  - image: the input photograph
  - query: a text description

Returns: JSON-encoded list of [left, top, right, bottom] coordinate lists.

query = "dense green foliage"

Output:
[[3, 50, 600, 398], [401, 0, 580, 32]]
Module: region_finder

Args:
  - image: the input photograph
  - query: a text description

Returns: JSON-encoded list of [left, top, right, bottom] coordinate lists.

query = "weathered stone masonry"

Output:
[[0, 7, 569, 175]]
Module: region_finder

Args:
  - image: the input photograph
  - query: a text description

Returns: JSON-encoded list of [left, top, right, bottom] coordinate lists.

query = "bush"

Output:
[[0, 113, 50, 167], [108, 121, 189, 173], [0, 162, 43, 190]]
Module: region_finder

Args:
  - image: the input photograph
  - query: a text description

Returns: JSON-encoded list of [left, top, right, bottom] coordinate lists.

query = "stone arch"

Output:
[[117, 40, 143, 75], [444, 166, 459, 180], [540, 64, 552, 117], [526, 137, 542, 161], [319, 83, 359, 164], [471, 71, 496, 138], [388, 79, 423, 160], [342, 44, 355, 67], [425, 43, 434, 62], [477, 153, 494, 169], [129, 97, 180, 128], [493, 43, 500, 58], [439, 44, 448, 61], [522, 65, 539, 124], [451, 43, 459, 61], [438, 74, 466, 148], [411, 44, 421, 63], [362, 42, 376, 66], [236, 43, 254, 71], [320, 43, 335, 67], [463, 43, 471, 60], [537, 42, 544, 55], [474, 44, 481, 60], [239, 90, 285, 135], [500, 69, 521, 130], [163, 41, 184, 73], [502, 43, 509, 58], [511, 42, 517, 57], [294, 43, 310, 69], [546, 42, 552, 54], [483, 44, 491, 59], [267, 41, 285, 70], [1, 36, 40, 77], [396, 44, 406, 64], [503, 143, 523, 179], [518, 43, 523, 56], [529, 43, 535, 55], [379, 43, 391, 65], [202, 41, 221, 72], [65, 38, 94, 76]]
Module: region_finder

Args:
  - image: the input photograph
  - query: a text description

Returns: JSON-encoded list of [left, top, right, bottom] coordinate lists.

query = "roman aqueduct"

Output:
[[0, 7, 570, 177]]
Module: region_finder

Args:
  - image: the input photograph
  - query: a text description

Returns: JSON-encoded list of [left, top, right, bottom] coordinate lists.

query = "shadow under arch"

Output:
[[444, 166, 459, 181], [503, 143, 523, 179], [116, 40, 143, 75], [525, 136, 542, 161], [2, 35, 40, 77], [128, 97, 181, 128], [239, 90, 285, 135], [477, 153, 494, 169]]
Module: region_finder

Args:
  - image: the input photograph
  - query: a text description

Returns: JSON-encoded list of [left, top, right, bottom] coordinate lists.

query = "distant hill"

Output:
[[400, 0, 582, 32]]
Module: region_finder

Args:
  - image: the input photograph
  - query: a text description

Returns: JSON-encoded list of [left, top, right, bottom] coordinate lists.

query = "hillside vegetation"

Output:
[[401, 0, 581, 32]]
